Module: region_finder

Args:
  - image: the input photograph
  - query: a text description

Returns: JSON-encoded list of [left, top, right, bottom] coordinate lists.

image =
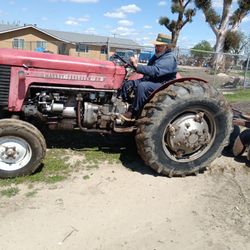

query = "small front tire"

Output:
[[0, 119, 46, 178]]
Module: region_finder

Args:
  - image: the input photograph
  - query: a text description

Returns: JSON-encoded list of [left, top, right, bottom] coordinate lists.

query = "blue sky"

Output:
[[0, 0, 249, 49]]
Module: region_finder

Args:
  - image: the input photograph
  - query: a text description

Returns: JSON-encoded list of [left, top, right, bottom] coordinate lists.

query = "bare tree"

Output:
[[159, 0, 196, 46], [195, 0, 250, 70], [244, 35, 250, 56]]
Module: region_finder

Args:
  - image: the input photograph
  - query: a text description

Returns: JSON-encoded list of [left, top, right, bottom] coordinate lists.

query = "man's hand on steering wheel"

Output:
[[129, 56, 138, 69], [112, 54, 136, 70]]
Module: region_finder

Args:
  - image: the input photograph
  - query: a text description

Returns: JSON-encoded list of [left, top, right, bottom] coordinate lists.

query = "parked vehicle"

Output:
[[0, 48, 232, 178], [138, 51, 154, 64], [109, 50, 135, 65]]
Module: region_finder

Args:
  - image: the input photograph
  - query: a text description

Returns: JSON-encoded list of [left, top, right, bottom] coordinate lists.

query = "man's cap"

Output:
[[151, 33, 172, 45]]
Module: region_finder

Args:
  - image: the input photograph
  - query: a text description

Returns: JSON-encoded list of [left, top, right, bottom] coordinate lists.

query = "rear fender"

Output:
[[147, 77, 208, 102]]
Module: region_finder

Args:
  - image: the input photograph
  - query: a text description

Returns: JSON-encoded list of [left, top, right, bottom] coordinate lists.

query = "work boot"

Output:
[[120, 111, 135, 122], [233, 136, 245, 156]]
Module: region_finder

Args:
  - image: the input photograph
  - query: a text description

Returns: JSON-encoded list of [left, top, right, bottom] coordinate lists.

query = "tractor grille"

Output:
[[0, 65, 11, 106]]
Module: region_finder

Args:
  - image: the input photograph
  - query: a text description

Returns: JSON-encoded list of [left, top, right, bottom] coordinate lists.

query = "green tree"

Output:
[[159, 0, 196, 46], [195, 0, 250, 70], [191, 40, 213, 57]]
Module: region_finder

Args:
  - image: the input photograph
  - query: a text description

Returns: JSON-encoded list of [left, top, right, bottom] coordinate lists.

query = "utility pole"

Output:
[[106, 37, 110, 60]]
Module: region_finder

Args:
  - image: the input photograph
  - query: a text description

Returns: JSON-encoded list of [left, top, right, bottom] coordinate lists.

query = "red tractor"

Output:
[[0, 48, 232, 178]]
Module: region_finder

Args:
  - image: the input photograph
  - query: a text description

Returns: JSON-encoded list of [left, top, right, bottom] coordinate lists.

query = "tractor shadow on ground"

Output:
[[42, 130, 160, 177]]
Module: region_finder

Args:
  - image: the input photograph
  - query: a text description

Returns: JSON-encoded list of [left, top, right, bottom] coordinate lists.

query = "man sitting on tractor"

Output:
[[120, 33, 177, 121]]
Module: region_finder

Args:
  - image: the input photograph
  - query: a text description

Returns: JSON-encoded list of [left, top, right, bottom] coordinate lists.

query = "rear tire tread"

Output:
[[136, 80, 232, 177]]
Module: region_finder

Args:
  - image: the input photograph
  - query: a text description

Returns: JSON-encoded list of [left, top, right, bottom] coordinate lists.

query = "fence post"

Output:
[[243, 54, 250, 89], [213, 51, 218, 87]]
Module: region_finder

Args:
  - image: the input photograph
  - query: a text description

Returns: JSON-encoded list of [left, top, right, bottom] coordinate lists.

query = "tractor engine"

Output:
[[22, 87, 128, 131]]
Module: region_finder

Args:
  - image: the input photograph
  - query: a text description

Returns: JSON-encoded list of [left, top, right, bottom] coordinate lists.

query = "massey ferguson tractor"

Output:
[[0, 48, 233, 178]]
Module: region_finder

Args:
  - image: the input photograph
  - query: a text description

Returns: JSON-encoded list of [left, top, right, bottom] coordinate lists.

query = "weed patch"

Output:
[[25, 190, 38, 198], [83, 175, 90, 180], [0, 187, 20, 197], [0, 149, 71, 187], [224, 89, 250, 102], [84, 148, 120, 164], [0, 133, 137, 187]]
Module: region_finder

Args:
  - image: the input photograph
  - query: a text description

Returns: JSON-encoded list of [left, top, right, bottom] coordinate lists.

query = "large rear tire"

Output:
[[0, 119, 46, 178], [136, 80, 232, 177]]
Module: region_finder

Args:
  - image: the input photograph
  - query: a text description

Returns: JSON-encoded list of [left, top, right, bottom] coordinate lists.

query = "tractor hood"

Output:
[[0, 48, 125, 76]]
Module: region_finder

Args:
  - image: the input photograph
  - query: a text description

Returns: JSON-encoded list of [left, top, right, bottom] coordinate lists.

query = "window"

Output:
[[76, 43, 89, 53], [12, 38, 24, 49], [36, 41, 47, 52], [58, 43, 67, 55], [101, 45, 107, 54]]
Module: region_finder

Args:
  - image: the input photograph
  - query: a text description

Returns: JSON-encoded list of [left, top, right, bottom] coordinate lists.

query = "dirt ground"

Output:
[[1, 150, 250, 250], [1, 85, 250, 249]]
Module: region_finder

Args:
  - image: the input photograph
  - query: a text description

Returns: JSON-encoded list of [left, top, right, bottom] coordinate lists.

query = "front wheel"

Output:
[[136, 80, 232, 177], [0, 119, 46, 178]]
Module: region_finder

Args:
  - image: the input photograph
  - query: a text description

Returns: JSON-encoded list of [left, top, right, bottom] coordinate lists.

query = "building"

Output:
[[0, 23, 142, 60]]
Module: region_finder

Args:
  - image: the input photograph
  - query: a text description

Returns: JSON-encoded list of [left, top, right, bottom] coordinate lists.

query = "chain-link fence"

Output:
[[1, 40, 249, 90], [175, 48, 250, 90], [137, 44, 250, 90]]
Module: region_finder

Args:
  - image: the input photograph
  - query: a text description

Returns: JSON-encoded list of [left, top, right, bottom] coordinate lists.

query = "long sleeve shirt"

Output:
[[136, 49, 177, 83]]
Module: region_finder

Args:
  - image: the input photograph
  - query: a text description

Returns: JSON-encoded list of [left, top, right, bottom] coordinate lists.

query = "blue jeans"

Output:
[[121, 79, 162, 116]]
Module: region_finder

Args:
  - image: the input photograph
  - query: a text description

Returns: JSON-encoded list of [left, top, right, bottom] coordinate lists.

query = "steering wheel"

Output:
[[112, 53, 136, 70]]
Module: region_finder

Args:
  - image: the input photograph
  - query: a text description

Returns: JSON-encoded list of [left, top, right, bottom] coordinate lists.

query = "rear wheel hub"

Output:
[[164, 112, 213, 160]]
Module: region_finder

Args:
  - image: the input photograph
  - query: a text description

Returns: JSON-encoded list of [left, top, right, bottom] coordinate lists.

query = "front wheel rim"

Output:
[[162, 109, 216, 162], [0, 136, 32, 171]]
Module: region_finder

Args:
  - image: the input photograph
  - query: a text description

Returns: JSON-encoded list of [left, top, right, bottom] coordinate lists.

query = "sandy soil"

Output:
[[1, 152, 250, 250], [1, 83, 250, 249]]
